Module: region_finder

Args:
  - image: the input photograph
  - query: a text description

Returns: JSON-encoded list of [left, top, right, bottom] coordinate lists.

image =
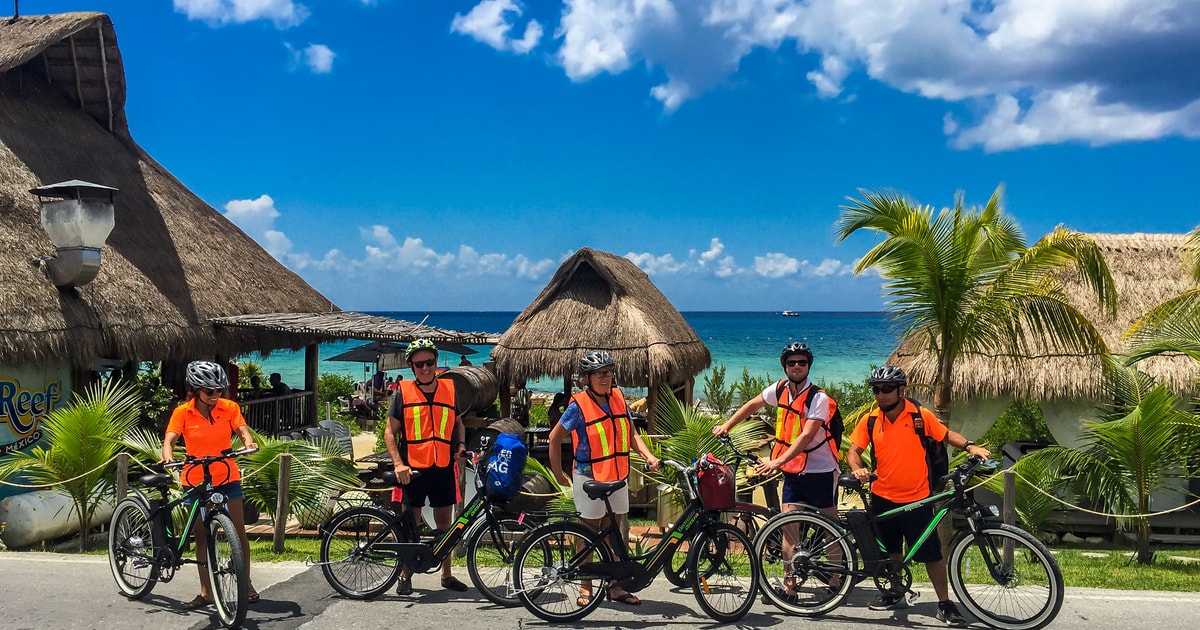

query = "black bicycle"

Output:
[[511, 458, 761, 623], [317, 451, 556, 605], [108, 447, 258, 629], [754, 455, 1064, 630]]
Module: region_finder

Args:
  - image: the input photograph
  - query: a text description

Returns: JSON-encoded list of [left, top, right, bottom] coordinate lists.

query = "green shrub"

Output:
[[318, 372, 355, 406], [527, 403, 549, 428], [238, 360, 264, 390], [702, 363, 736, 416]]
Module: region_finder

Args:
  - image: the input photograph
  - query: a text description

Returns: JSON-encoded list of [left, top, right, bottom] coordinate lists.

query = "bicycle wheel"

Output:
[[687, 523, 760, 622], [319, 507, 403, 599], [206, 512, 248, 629], [108, 497, 158, 599], [948, 524, 1064, 630], [664, 543, 690, 588], [754, 511, 854, 616], [513, 521, 611, 623], [464, 515, 536, 607]]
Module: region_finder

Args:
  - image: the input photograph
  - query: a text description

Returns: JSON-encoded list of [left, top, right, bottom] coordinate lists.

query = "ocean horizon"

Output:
[[246, 311, 901, 396]]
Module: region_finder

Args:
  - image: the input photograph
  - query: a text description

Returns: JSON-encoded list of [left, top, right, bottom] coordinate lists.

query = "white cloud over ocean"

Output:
[[174, 0, 309, 28], [452, 0, 544, 54], [455, 0, 1200, 150]]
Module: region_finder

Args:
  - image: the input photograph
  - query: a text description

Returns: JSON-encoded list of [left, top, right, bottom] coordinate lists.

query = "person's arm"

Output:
[[631, 431, 660, 471], [756, 418, 822, 474], [847, 443, 870, 482], [945, 429, 990, 459], [234, 424, 258, 452], [548, 421, 571, 486], [453, 415, 467, 459], [162, 431, 180, 463], [384, 406, 412, 484], [713, 396, 768, 436]]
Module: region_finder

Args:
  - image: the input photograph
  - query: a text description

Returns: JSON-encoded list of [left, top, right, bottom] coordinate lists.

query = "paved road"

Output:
[[3, 552, 1199, 629]]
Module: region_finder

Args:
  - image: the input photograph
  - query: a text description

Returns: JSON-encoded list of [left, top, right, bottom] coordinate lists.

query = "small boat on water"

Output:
[[780, 310, 800, 317]]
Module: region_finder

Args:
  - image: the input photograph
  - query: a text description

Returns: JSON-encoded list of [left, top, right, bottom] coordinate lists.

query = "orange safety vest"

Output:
[[771, 379, 840, 474], [397, 379, 456, 469], [571, 388, 632, 482]]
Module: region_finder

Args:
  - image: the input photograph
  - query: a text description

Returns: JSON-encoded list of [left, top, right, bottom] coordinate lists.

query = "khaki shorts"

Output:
[[572, 471, 629, 520]]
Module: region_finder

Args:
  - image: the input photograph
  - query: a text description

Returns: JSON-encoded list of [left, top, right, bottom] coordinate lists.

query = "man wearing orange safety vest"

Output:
[[549, 350, 661, 607], [384, 338, 468, 596]]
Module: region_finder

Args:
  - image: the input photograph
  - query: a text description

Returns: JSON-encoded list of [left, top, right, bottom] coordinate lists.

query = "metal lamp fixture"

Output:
[[31, 180, 118, 288]]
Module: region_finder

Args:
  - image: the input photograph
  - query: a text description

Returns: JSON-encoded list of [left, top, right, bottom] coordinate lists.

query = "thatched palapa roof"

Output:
[[889, 233, 1199, 401], [492, 248, 710, 387], [0, 13, 337, 367]]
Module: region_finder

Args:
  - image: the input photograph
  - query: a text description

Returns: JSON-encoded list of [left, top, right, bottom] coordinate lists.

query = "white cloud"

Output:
[[753, 252, 800, 278], [286, 43, 337, 74], [499, 0, 1200, 149], [173, 0, 309, 28], [223, 195, 292, 258], [624, 252, 684, 275], [452, 0, 544, 54]]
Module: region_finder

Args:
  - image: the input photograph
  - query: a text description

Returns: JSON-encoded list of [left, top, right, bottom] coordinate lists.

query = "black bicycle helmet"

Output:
[[869, 364, 907, 385], [779, 342, 813, 367], [579, 350, 614, 374], [185, 360, 229, 390]]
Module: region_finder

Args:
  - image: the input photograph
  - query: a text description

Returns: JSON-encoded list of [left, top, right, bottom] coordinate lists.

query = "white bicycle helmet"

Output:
[[185, 361, 229, 390], [579, 350, 614, 374], [869, 364, 908, 385]]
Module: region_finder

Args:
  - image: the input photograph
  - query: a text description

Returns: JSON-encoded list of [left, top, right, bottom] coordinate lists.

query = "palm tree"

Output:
[[835, 185, 1118, 424], [1020, 360, 1198, 564], [1124, 225, 1200, 364], [0, 380, 142, 551]]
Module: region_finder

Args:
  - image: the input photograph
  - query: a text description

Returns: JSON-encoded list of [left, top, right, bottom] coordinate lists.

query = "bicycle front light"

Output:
[[985, 505, 999, 517], [210, 492, 226, 505]]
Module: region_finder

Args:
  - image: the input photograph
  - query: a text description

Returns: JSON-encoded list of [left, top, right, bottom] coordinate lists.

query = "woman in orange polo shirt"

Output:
[[162, 361, 260, 611]]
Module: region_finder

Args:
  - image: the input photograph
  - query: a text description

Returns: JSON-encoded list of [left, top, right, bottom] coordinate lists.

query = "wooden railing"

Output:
[[239, 391, 313, 436]]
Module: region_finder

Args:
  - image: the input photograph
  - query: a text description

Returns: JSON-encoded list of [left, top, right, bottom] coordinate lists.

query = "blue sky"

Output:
[[26, 0, 1200, 311]]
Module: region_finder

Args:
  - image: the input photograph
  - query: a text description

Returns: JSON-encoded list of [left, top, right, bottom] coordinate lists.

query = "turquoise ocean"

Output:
[[246, 311, 899, 396]]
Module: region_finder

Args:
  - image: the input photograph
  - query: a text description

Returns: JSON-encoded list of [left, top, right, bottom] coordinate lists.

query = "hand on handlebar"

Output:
[[754, 458, 782, 476], [851, 467, 872, 483], [711, 423, 731, 438], [643, 456, 662, 472]]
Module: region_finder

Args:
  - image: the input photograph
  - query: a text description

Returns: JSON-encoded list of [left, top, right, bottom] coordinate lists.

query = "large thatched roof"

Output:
[[889, 233, 1199, 401], [492, 248, 710, 387], [0, 13, 336, 367]]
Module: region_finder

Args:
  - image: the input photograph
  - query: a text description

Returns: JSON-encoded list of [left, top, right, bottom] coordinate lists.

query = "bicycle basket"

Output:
[[696, 453, 735, 511]]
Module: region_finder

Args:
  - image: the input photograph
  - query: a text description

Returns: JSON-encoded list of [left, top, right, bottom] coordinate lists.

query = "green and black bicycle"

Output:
[[754, 455, 1064, 630]]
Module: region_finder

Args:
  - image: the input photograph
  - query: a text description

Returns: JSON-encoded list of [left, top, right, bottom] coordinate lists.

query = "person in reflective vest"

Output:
[[548, 350, 660, 607], [384, 339, 468, 595]]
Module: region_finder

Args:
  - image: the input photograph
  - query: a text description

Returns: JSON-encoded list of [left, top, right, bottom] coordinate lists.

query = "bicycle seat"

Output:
[[582, 479, 626, 500], [139, 472, 174, 487], [380, 469, 422, 486], [838, 473, 875, 490]]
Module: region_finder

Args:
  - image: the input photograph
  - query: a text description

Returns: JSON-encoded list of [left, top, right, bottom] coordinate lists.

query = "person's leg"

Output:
[[606, 510, 639, 605], [433, 505, 457, 581], [193, 511, 213, 602]]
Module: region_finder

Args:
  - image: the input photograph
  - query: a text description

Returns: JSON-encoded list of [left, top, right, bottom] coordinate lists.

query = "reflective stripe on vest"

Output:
[[571, 388, 632, 482], [399, 379, 456, 469], [771, 380, 839, 474]]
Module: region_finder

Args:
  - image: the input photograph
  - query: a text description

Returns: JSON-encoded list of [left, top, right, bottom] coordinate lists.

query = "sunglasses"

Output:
[[785, 360, 810, 367], [871, 385, 900, 395], [411, 359, 437, 369], [198, 387, 221, 397]]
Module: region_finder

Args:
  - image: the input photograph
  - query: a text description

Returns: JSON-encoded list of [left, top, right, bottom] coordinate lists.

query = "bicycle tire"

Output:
[[948, 523, 1064, 630], [666, 507, 769, 588], [107, 497, 159, 599], [513, 521, 611, 623], [664, 543, 691, 588], [687, 522, 760, 622], [207, 512, 249, 629], [753, 510, 855, 616], [464, 515, 535, 607], [319, 507, 404, 599]]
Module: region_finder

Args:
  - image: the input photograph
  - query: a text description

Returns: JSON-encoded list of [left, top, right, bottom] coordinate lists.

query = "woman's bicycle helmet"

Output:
[[869, 364, 908, 385], [405, 338, 439, 362], [579, 350, 614, 374], [185, 360, 229, 390], [779, 342, 813, 366]]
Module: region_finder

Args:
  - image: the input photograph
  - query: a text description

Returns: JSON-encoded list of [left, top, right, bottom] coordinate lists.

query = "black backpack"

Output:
[[866, 397, 949, 493], [776, 382, 844, 458]]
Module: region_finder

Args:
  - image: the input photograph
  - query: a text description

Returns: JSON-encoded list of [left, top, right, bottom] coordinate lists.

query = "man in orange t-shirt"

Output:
[[847, 365, 989, 627]]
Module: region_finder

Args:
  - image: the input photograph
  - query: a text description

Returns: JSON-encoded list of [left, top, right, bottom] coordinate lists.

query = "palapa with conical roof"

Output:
[[0, 12, 336, 368], [888, 233, 1199, 402], [492, 248, 710, 392]]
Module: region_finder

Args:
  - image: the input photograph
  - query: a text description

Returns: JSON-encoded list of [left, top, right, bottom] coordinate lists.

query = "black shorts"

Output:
[[869, 494, 942, 563], [403, 465, 457, 509], [780, 470, 836, 509]]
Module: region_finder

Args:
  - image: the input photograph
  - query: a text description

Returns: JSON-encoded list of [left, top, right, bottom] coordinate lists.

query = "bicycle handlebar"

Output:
[[715, 434, 762, 465], [161, 447, 258, 469]]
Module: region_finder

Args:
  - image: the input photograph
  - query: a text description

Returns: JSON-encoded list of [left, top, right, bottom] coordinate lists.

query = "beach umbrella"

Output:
[[325, 341, 408, 364]]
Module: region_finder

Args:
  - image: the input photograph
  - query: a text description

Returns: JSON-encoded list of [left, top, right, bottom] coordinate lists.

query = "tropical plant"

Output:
[[835, 185, 1118, 427], [1124, 225, 1200, 364], [1020, 361, 1199, 563], [318, 372, 355, 406], [702, 363, 736, 416], [0, 380, 142, 551], [981, 454, 1061, 534], [733, 368, 773, 410], [238, 360, 265, 390], [133, 362, 177, 432]]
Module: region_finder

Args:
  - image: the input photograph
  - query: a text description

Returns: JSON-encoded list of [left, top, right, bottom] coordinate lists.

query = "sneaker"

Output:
[[936, 601, 967, 627], [395, 576, 413, 596], [868, 592, 909, 611]]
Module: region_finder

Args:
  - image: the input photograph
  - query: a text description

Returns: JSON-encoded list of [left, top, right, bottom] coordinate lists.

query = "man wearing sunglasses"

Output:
[[847, 365, 989, 626], [384, 338, 469, 595]]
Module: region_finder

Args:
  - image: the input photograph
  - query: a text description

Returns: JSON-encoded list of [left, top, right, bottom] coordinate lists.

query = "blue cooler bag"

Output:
[[485, 433, 527, 501]]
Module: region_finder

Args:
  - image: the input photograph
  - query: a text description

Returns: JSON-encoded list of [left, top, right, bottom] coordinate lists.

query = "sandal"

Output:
[[441, 576, 469, 592], [576, 592, 592, 607], [182, 595, 212, 610], [248, 590, 260, 604], [610, 590, 641, 606]]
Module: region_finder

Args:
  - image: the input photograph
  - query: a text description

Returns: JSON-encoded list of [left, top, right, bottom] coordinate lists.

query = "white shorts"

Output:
[[572, 471, 629, 520]]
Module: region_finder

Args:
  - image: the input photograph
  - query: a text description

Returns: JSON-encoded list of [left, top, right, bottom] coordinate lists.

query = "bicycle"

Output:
[[510, 458, 761, 623], [108, 447, 258, 629], [754, 455, 1064, 630], [317, 451, 557, 606], [663, 434, 778, 588]]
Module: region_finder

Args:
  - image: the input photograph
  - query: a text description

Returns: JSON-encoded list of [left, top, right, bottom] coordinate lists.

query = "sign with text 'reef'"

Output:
[[0, 364, 69, 457]]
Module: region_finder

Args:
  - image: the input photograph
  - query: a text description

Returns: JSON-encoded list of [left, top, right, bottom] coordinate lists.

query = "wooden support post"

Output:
[[69, 34, 84, 110], [305, 343, 319, 427], [1003, 468, 1016, 563], [116, 453, 128, 501], [273, 452, 292, 553], [647, 383, 659, 434]]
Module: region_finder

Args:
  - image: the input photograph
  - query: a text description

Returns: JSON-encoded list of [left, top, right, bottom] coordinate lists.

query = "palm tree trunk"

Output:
[[1137, 517, 1152, 564]]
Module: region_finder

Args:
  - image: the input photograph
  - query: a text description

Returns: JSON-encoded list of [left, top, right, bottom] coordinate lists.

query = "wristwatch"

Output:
[[964, 440, 976, 449]]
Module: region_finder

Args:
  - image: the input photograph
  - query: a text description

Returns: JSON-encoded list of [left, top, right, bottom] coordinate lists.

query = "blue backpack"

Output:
[[485, 433, 527, 501]]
